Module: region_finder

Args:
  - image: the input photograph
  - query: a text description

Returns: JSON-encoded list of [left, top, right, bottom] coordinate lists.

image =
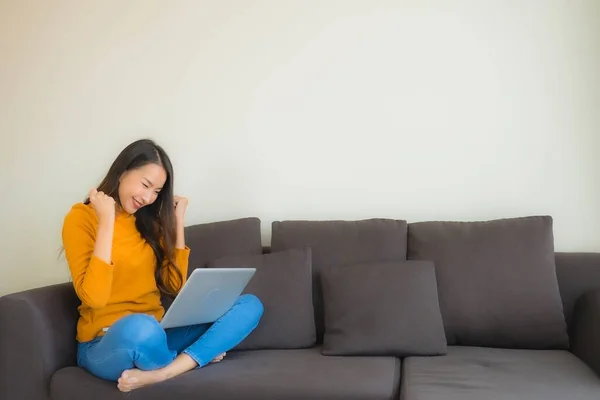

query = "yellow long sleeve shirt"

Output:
[[62, 203, 190, 342]]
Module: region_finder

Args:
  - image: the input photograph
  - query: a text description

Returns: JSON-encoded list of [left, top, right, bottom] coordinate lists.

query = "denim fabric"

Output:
[[77, 294, 263, 381]]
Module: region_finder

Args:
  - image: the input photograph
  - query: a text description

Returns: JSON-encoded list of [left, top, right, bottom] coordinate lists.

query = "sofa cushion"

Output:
[[401, 346, 600, 400], [51, 347, 401, 400], [407, 216, 569, 349], [321, 261, 447, 357], [184, 217, 262, 276], [271, 218, 408, 342], [207, 248, 316, 350]]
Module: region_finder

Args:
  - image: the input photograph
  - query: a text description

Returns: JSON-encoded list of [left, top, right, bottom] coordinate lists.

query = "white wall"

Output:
[[1, 0, 599, 295]]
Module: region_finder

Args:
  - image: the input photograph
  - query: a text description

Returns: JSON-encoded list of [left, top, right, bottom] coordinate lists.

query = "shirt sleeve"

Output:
[[162, 246, 190, 293], [62, 205, 114, 308]]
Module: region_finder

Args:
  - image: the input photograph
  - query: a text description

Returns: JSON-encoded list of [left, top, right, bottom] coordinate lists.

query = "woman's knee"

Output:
[[236, 294, 264, 319], [110, 314, 166, 348]]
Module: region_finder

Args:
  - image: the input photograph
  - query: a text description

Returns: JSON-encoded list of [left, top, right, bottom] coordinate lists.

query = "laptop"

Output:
[[159, 267, 256, 329]]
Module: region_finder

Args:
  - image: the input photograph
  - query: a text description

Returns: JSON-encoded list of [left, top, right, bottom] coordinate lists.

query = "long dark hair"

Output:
[[85, 139, 183, 300]]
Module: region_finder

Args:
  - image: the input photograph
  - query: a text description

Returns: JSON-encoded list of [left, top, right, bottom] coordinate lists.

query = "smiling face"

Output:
[[117, 163, 167, 214]]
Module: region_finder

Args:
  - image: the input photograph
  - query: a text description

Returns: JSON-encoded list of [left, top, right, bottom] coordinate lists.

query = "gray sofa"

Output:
[[1, 216, 599, 400]]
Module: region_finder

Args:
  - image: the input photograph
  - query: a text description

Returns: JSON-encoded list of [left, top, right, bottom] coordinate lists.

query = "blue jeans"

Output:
[[77, 294, 263, 381]]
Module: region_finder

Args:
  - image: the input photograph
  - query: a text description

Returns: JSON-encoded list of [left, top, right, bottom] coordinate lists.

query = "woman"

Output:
[[62, 139, 263, 392]]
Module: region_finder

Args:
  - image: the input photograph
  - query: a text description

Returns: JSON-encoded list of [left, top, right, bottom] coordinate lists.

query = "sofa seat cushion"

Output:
[[401, 346, 600, 400], [51, 347, 401, 400]]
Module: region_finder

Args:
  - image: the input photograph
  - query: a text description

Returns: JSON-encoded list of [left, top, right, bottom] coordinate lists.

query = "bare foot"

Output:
[[117, 368, 166, 392], [210, 352, 226, 363], [116, 352, 225, 392]]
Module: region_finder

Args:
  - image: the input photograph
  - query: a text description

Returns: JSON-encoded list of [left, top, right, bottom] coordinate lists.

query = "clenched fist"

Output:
[[89, 188, 116, 222], [174, 195, 188, 221]]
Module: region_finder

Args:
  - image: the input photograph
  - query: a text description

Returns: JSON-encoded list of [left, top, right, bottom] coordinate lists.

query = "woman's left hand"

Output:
[[174, 195, 188, 221]]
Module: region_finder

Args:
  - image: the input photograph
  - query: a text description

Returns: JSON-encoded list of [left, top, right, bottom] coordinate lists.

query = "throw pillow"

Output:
[[321, 261, 447, 357], [207, 248, 316, 350]]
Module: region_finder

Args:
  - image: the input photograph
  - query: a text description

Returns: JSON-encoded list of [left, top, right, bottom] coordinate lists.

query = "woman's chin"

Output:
[[121, 202, 137, 215]]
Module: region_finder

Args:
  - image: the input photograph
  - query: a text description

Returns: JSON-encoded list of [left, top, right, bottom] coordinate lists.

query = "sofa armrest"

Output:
[[0, 283, 80, 400], [571, 288, 600, 377], [556, 252, 600, 329]]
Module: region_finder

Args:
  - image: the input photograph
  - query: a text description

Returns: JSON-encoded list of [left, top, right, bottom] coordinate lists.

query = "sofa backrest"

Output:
[[185, 217, 600, 348], [266, 220, 600, 348], [184, 217, 263, 275], [269, 219, 409, 343]]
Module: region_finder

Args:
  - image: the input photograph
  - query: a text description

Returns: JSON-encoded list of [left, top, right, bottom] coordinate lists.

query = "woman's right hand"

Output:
[[89, 188, 116, 222]]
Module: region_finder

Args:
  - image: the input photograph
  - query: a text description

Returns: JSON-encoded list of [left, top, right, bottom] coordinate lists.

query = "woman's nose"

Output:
[[142, 192, 152, 204]]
